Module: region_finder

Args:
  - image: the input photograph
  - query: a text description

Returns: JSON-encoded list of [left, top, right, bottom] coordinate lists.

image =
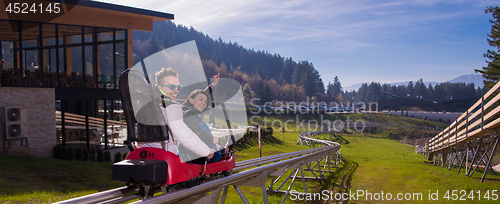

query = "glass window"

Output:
[[43, 49, 57, 87], [84, 45, 94, 87], [1, 41, 15, 69], [22, 40, 37, 49], [58, 48, 69, 87], [59, 25, 82, 44], [99, 44, 112, 88], [84, 27, 93, 43], [21, 22, 39, 48], [43, 24, 56, 46], [115, 43, 125, 89], [24, 50, 38, 72], [44, 49, 57, 73], [115, 30, 125, 40], [71, 35, 82, 44], [70, 46, 82, 87], [22, 50, 38, 87], [98, 28, 113, 42]]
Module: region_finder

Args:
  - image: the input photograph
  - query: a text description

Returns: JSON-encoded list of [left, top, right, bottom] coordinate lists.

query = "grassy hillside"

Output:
[[248, 112, 447, 140], [2, 113, 496, 203], [343, 134, 500, 203]]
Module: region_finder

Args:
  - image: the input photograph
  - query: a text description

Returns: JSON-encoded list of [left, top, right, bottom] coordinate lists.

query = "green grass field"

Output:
[[0, 113, 498, 203], [343, 134, 500, 203], [0, 156, 123, 203]]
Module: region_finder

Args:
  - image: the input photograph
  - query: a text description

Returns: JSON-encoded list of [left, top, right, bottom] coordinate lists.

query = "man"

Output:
[[153, 67, 216, 161]]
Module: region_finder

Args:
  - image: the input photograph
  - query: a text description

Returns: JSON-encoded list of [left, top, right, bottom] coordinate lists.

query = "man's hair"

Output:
[[155, 67, 178, 84]]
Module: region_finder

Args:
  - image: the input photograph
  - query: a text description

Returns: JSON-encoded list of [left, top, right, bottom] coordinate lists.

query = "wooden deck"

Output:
[[428, 80, 500, 159]]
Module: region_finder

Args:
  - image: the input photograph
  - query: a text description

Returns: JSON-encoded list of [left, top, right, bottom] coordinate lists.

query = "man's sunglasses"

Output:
[[159, 84, 183, 91]]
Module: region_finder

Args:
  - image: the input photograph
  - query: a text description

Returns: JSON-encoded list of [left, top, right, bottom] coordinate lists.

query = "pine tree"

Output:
[[255, 81, 274, 104], [414, 79, 427, 99], [355, 83, 368, 102], [332, 76, 342, 96], [327, 82, 334, 96], [476, 6, 500, 89], [147, 34, 161, 56], [282, 58, 296, 84], [327, 76, 342, 98], [406, 81, 414, 98], [427, 83, 434, 99]]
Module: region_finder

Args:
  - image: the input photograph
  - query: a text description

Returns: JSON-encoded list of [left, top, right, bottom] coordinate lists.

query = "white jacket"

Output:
[[161, 102, 211, 157]]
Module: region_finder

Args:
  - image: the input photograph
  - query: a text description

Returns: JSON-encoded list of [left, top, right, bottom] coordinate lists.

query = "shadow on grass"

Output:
[[301, 158, 359, 204], [336, 134, 350, 145], [294, 133, 356, 203], [326, 158, 358, 201], [234, 136, 284, 151]]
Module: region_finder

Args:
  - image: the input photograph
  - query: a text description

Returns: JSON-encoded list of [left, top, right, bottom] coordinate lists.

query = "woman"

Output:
[[181, 89, 228, 163]]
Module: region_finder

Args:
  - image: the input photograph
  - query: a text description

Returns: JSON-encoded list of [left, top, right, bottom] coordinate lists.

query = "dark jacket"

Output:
[[181, 106, 214, 145], [177, 106, 217, 162]]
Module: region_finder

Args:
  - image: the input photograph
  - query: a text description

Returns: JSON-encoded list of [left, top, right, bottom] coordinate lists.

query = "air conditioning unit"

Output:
[[0, 107, 27, 139]]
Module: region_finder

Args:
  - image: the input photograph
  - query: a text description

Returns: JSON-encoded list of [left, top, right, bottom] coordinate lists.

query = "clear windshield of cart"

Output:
[[128, 40, 247, 161]]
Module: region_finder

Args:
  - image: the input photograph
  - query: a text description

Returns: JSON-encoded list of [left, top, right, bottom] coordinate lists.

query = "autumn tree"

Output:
[[242, 83, 255, 102]]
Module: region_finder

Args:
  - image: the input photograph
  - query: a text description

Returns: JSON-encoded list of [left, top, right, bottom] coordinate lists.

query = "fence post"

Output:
[[481, 96, 484, 131], [466, 110, 468, 139], [455, 118, 458, 145], [258, 125, 262, 158]]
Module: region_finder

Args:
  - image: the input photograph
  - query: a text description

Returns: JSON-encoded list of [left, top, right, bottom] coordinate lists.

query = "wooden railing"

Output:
[[428, 81, 500, 154], [55, 111, 123, 128]]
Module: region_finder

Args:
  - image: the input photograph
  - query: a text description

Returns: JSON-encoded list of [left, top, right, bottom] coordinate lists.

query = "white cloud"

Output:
[[96, 0, 499, 85], [95, 0, 485, 45]]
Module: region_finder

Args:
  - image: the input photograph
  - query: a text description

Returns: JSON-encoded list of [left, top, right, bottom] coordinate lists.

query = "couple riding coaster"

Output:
[[112, 41, 247, 197]]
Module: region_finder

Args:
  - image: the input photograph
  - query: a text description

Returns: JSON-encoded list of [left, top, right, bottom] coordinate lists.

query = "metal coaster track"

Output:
[[55, 131, 342, 204]]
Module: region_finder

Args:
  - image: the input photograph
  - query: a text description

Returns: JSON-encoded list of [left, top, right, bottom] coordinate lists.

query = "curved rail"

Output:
[[297, 131, 341, 146], [55, 131, 341, 204]]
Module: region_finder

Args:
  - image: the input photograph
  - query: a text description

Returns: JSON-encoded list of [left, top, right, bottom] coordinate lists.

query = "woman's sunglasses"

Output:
[[159, 84, 183, 91]]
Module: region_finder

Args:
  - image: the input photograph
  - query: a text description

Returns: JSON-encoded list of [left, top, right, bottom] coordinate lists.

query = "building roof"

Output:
[[0, 0, 173, 32], [46, 0, 174, 21]]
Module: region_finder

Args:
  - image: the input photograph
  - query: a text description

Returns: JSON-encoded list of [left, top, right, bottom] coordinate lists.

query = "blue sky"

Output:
[[98, 0, 500, 89]]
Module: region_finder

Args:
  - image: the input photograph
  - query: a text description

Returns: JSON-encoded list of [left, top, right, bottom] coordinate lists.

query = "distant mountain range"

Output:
[[343, 74, 484, 91]]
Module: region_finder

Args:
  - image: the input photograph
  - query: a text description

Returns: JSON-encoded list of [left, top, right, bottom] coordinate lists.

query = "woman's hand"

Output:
[[207, 148, 216, 160], [212, 73, 220, 86]]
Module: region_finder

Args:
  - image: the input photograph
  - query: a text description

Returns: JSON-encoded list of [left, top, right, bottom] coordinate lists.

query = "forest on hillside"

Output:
[[349, 79, 484, 103], [132, 21, 485, 108], [133, 21, 324, 104]]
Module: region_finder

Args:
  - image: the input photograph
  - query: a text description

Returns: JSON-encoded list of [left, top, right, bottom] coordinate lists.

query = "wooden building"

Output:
[[0, 0, 173, 157]]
